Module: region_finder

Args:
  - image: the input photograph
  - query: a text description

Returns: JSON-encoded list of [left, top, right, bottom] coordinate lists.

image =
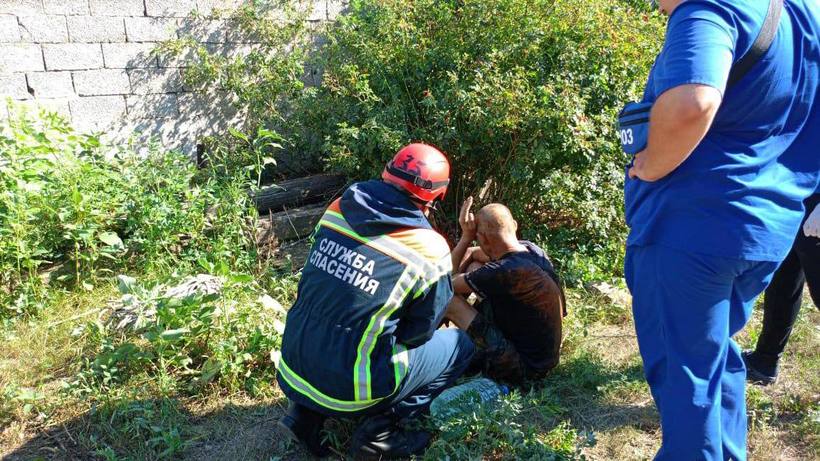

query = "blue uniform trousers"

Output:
[[625, 245, 779, 461]]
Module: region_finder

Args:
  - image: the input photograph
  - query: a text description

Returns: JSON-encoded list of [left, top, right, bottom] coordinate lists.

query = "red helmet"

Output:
[[382, 143, 450, 204]]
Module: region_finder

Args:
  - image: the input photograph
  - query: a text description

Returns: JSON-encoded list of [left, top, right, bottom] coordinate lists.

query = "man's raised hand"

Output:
[[459, 196, 476, 242]]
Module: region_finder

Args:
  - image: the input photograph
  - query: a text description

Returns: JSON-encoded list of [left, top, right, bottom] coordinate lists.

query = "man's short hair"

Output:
[[477, 203, 517, 235]]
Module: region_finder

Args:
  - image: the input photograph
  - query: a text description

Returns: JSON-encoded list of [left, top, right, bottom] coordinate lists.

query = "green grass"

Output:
[[1, 283, 817, 460]]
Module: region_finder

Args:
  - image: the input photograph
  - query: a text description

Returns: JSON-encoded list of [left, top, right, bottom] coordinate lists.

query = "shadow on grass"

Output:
[[5, 355, 656, 461], [525, 352, 658, 434], [2, 396, 316, 461]]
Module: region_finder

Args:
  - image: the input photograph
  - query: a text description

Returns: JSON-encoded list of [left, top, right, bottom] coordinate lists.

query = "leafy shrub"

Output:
[[120, 148, 258, 275], [69, 274, 285, 396], [167, 0, 665, 283], [0, 105, 260, 317], [310, 0, 664, 281], [426, 391, 591, 460], [0, 107, 129, 313]]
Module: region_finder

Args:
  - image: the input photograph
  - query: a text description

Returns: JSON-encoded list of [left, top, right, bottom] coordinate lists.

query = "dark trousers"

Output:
[[465, 300, 552, 384], [753, 194, 820, 363]]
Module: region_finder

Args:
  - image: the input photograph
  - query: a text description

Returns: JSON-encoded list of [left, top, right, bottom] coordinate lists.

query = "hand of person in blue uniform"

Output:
[[628, 84, 722, 182], [804, 204, 820, 238]]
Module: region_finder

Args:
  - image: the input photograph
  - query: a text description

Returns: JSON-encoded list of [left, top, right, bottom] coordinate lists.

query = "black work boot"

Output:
[[742, 350, 779, 386], [278, 402, 331, 458], [348, 414, 432, 460]]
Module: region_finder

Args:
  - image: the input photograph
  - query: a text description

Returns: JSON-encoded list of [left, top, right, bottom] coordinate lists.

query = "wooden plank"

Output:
[[253, 174, 346, 213], [270, 239, 313, 271], [257, 204, 326, 245]]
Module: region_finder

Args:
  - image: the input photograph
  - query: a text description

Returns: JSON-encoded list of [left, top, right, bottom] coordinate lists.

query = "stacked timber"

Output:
[[255, 174, 347, 248]]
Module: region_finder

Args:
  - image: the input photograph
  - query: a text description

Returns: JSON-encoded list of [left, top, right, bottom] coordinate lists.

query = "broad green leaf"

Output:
[[117, 274, 138, 294], [159, 328, 190, 341], [99, 231, 123, 247]]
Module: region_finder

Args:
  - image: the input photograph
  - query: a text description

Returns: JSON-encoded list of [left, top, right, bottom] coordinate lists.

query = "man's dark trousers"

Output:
[[753, 193, 820, 363]]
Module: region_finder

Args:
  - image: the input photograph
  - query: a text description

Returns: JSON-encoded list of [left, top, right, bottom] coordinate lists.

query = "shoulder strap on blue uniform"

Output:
[[726, 0, 783, 89]]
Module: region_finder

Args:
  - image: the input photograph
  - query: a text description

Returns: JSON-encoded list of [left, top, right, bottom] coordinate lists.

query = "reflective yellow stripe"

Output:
[[354, 268, 419, 401], [413, 260, 450, 298], [296, 209, 448, 408], [392, 343, 409, 387], [279, 357, 387, 412]]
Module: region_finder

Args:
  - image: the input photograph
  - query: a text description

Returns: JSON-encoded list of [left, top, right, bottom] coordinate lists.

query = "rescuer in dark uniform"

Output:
[[277, 143, 475, 459]]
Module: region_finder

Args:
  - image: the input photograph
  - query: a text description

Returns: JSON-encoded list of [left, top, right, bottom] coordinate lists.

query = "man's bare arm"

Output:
[[629, 84, 722, 182], [451, 239, 473, 275], [452, 274, 473, 295], [458, 246, 489, 273]]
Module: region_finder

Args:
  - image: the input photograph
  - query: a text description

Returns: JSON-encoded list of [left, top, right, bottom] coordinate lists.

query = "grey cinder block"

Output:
[[89, 0, 146, 17], [26, 72, 75, 98], [43, 43, 104, 70], [68, 16, 127, 43], [195, 0, 247, 18], [145, 0, 198, 17], [18, 15, 69, 43], [0, 44, 45, 73], [43, 0, 91, 16], [103, 43, 158, 68], [70, 95, 127, 125], [74, 69, 131, 95], [18, 98, 72, 119], [178, 18, 227, 43], [0, 0, 43, 16], [0, 15, 22, 42], [0, 74, 32, 100], [126, 93, 180, 119], [125, 17, 178, 42], [128, 68, 183, 94]]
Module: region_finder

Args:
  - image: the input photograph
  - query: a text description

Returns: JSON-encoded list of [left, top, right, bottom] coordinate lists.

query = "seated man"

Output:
[[445, 198, 566, 383]]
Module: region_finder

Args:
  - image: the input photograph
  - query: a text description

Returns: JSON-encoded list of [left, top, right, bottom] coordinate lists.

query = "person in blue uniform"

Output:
[[276, 144, 475, 459], [620, 0, 820, 459]]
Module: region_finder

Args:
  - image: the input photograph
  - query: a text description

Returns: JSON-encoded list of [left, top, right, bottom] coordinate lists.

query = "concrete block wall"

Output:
[[0, 0, 344, 155]]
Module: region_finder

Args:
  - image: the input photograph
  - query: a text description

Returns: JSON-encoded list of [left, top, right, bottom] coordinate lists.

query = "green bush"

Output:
[[0, 107, 128, 313], [310, 0, 663, 281], [0, 105, 260, 316], [167, 0, 664, 283], [120, 147, 258, 275]]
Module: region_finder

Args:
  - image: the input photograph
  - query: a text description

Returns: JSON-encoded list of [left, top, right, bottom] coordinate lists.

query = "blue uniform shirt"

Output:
[[625, 0, 820, 261]]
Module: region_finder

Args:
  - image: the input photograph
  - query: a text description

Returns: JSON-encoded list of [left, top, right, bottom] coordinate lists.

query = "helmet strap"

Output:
[[385, 164, 450, 190]]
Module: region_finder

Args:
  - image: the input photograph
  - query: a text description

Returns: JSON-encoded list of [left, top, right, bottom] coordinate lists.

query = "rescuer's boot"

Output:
[[348, 414, 432, 460], [278, 402, 331, 458]]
